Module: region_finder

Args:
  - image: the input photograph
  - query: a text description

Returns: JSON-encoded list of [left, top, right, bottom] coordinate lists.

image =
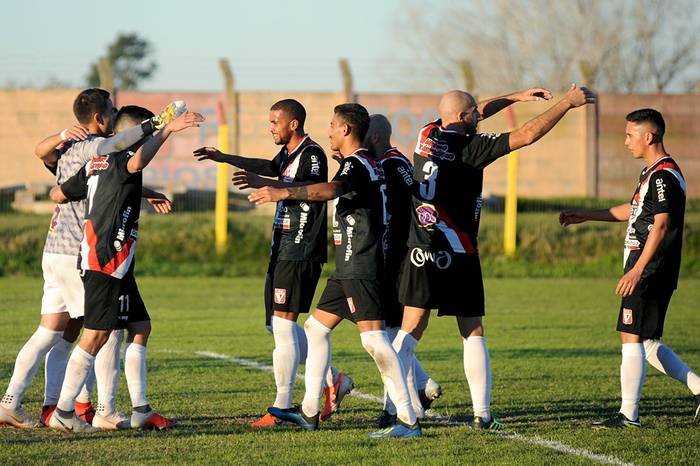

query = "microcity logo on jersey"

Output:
[[88, 156, 110, 175], [294, 203, 311, 244], [655, 177, 667, 202], [410, 248, 452, 270], [274, 288, 287, 304], [416, 203, 438, 230], [417, 137, 454, 161], [622, 308, 634, 325]]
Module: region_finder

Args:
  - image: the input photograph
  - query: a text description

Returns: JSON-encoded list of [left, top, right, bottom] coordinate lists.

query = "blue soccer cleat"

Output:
[[267, 406, 319, 431], [368, 420, 422, 438]]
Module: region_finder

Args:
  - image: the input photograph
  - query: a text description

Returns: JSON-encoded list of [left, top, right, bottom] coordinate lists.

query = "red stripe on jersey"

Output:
[[85, 220, 102, 271], [84, 219, 137, 275], [435, 206, 478, 253], [414, 124, 440, 159]]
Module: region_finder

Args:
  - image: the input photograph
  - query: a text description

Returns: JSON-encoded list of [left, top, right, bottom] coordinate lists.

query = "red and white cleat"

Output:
[[75, 401, 96, 424], [131, 410, 174, 430], [250, 412, 283, 428], [40, 404, 57, 427], [320, 372, 354, 421]]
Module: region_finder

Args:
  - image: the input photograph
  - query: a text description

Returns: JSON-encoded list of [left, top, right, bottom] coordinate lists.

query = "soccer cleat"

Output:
[[693, 394, 700, 424], [0, 404, 41, 428], [40, 404, 57, 427], [468, 416, 504, 431], [152, 101, 187, 129], [320, 372, 354, 421], [592, 413, 641, 429], [368, 420, 422, 438], [48, 411, 97, 432], [75, 401, 96, 424], [250, 412, 283, 428], [131, 410, 175, 430], [376, 410, 397, 429], [267, 406, 319, 431], [419, 378, 443, 410], [92, 411, 130, 430]]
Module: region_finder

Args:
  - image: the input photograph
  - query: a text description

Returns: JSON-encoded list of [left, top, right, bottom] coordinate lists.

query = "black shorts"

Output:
[[82, 270, 149, 331], [264, 260, 323, 327], [316, 277, 384, 323], [399, 248, 484, 317], [382, 256, 405, 328], [617, 289, 673, 339]]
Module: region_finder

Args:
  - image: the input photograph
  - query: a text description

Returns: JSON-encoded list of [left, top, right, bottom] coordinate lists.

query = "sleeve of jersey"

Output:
[[115, 152, 136, 181], [269, 152, 283, 175], [59, 165, 88, 201], [650, 171, 680, 215], [298, 149, 327, 183], [332, 159, 367, 193], [461, 132, 511, 169]]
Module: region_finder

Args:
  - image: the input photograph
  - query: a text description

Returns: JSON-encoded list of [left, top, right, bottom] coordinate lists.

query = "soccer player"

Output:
[[194, 99, 352, 427], [249, 103, 421, 438], [46, 106, 204, 432], [560, 108, 700, 428], [0, 89, 173, 428], [363, 114, 442, 427], [393, 85, 594, 429]]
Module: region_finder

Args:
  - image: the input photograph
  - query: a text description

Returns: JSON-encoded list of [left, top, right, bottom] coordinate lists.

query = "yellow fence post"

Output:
[[215, 101, 229, 256], [503, 107, 518, 258]]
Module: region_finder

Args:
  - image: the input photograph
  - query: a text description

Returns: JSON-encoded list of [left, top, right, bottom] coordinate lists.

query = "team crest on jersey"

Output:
[[347, 297, 356, 314], [274, 288, 287, 304], [417, 137, 454, 161], [416, 203, 438, 230], [622, 308, 634, 325], [49, 205, 61, 233], [333, 233, 342, 245]]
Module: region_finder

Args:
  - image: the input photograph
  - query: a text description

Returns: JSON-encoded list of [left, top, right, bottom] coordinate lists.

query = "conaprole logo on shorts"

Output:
[[416, 203, 438, 230], [410, 248, 452, 270], [347, 297, 356, 314], [622, 308, 633, 325], [274, 288, 287, 304]]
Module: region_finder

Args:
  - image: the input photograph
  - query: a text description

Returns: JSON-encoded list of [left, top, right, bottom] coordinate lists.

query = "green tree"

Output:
[[86, 33, 157, 90]]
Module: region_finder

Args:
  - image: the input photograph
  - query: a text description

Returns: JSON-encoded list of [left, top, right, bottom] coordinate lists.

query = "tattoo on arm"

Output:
[[286, 181, 348, 201]]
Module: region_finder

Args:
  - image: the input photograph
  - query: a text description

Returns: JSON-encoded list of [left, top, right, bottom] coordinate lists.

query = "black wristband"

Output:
[[141, 119, 156, 135]]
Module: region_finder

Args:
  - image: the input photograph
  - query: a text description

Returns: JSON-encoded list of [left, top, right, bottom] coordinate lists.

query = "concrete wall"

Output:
[[1, 89, 697, 198]]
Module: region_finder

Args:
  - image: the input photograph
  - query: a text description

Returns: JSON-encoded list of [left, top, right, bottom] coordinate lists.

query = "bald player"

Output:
[[393, 85, 595, 429]]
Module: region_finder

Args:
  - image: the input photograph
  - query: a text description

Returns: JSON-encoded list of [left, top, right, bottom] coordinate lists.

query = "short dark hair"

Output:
[[270, 99, 306, 129], [114, 105, 155, 133], [626, 108, 665, 142], [334, 103, 370, 141], [73, 88, 111, 124]]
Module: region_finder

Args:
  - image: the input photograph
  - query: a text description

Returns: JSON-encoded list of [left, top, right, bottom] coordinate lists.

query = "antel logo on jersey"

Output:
[[310, 154, 321, 176], [655, 177, 667, 202], [416, 203, 438, 230], [274, 288, 287, 304], [622, 308, 634, 325], [410, 248, 452, 270], [88, 156, 110, 175], [418, 138, 454, 161]]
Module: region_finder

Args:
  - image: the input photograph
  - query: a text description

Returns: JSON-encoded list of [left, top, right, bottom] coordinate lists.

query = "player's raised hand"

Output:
[[248, 186, 287, 205], [62, 125, 89, 142], [516, 87, 553, 102], [232, 170, 268, 189], [563, 84, 596, 108], [146, 193, 173, 214], [559, 209, 588, 227], [193, 146, 227, 163], [167, 112, 205, 133], [615, 268, 642, 297]]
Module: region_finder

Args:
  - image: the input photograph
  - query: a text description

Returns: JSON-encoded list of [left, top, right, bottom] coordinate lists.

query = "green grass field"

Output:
[[1, 276, 699, 465]]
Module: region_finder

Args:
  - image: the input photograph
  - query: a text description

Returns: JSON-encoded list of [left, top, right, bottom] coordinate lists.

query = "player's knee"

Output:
[[360, 334, 376, 358]]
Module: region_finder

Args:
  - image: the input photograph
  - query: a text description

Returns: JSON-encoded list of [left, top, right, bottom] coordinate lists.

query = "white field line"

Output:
[[194, 351, 636, 466]]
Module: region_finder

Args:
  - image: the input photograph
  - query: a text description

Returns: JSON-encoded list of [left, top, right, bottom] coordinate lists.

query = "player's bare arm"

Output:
[[141, 187, 173, 214], [34, 126, 90, 166], [616, 212, 670, 297], [559, 203, 630, 226], [232, 170, 314, 190], [478, 87, 553, 120], [193, 147, 277, 177], [509, 84, 596, 151], [248, 181, 348, 205], [128, 112, 205, 174]]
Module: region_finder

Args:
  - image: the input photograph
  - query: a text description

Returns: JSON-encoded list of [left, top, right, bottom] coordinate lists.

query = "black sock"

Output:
[[133, 404, 151, 414], [56, 408, 74, 418]]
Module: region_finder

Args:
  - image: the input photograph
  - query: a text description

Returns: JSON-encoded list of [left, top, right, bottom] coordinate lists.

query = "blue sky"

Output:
[[2, 0, 409, 92]]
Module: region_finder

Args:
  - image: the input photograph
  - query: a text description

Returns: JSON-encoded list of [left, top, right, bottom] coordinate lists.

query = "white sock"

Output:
[[294, 322, 308, 363], [383, 327, 400, 412], [414, 356, 430, 391], [124, 343, 148, 409], [2, 326, 63, 408], [76, 369, 95, 404], [44, 338, 73, 406], [620, 342, 646, 421], [271, 316, 299, 409], [463, 336, 492, 421], [57, 346, 96, 412], [392, 330, 423, 418], [95, 329, 123, 414], [644, 339, 700, 395], [362, 330, 416, 425], [301, 316, 331, 417]]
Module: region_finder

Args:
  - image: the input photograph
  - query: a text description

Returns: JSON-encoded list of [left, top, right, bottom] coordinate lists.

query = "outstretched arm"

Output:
[[559, 203, 630, 226], [141, 187, 173, 214], [232, 170, 314, 190], [247, 181, 348, 205], [508, 84, 595, 151], [193, 147, 277, 177], [478, 87, 553, 120]]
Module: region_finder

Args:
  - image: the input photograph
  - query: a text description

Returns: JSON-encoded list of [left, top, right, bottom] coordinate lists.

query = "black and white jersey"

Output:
[[624, 156, 685, 289], [331, 148, 386, 280], [269, 136, 328, 263], [408, 119, 511, 254], [378, 147, 414, 267], [59, 150, 142, 279]]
